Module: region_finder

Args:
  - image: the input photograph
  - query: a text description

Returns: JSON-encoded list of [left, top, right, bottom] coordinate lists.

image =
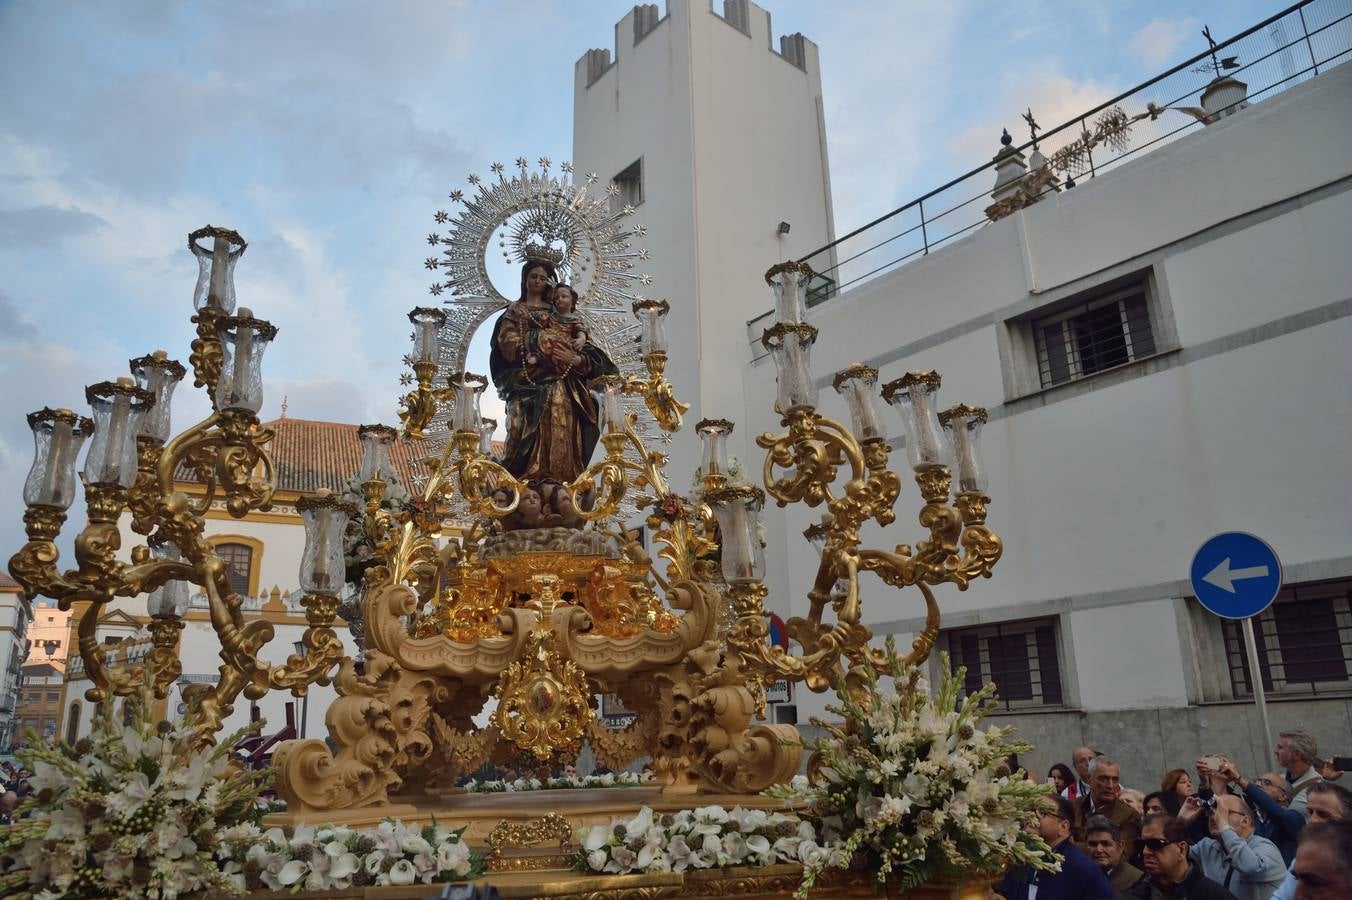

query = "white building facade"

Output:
[[0, 575, 34, 748], [740, 62, 1352, 784], [573, 0, 836, 477]]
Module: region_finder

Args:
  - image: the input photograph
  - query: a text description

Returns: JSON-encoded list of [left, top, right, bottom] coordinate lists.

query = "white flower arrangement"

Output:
[[764, 641, 1061, 897], [466, 771, 652, 793], [216, 818, 482, 892], [0, 690, 268, 899], [575, 804, 822, 876]]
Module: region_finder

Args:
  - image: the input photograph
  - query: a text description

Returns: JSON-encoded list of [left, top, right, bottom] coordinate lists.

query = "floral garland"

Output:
[[216, 819, 482, 892], [575, 805, 829, 876], [764, 640, 1060, 897], [0, 690, 269, 899], [467, 771, 652, 793]]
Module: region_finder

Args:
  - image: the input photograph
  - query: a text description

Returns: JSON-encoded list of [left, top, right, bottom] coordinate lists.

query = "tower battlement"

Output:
[[577, 0, 818, 88]]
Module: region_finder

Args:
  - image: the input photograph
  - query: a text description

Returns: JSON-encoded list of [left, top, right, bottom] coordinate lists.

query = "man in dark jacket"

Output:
[[999, 796, 1116, 900], [1085, 815, 1144, 900], [1128, 813, 1237, 900]]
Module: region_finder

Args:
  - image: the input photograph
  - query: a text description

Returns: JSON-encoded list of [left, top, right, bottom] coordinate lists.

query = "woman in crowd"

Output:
[[1047, 762, 1076, 795]]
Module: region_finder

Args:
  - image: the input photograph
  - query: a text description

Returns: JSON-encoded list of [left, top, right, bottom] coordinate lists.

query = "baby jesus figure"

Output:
[[527, 283, 589, 369]]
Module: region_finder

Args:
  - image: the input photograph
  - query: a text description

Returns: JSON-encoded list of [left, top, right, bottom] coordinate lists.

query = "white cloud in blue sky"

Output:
[[0, 0, 1276, 560]]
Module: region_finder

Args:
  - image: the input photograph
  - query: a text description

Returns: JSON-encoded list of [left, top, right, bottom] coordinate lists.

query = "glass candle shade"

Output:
[[448, 372, 488, 433], [632, 298, 670, 356], [765, 261, 815, 325], [83, 379, 154, 487], [696, 418, 733, 478], [22, 408, 94, 509], [130, 351, 186, 443], [214, 309, 277, 414], [189, 225, 246, 314], [802, 521, 828, 556], [357, 424, 398, 483], [708, 485, 766, 584], [409, 307, 447, 366], [832, 364, 886, 441], [941, 404, 989, 494], [146, 538, 191, 619], [762, 323, 819, 412], [882, 371, 950, 471], [297, 494, 355, 595], [479, 418, 498, 457], [590, 374, 627, 435]]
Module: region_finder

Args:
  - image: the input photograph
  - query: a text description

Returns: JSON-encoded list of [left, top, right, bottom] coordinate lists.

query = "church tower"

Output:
[[573, 0, 835, 468]]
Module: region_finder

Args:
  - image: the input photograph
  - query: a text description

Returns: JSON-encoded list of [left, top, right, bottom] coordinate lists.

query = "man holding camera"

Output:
[[1179, 793, 1286, 900]]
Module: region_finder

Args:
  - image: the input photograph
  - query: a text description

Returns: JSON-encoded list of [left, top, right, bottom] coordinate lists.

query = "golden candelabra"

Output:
[[8, 225, 1002, 814], [8, 226, 355, 743]]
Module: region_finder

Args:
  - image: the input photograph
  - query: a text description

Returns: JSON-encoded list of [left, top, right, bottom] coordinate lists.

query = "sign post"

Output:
[[1190, 532, 1283, 756]]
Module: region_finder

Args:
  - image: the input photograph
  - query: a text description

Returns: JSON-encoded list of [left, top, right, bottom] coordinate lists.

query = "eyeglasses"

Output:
[[1141, 838, 1178, 851], [1256, 778, 1274, 787]]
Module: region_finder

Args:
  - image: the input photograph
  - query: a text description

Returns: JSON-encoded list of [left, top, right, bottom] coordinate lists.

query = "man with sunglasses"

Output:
[[1216, 762, 1304, 865], [1128, 814, 1237, 900], [1179, 793, 1285, 900], [998, 795, 1115, 900]]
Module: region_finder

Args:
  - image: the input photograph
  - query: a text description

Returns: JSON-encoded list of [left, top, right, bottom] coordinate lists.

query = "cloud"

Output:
[[945, 74, 1120, 176], [1130, 17, 1199, 70], [0, 290, 38, 342], [0, 205, 107, 245]]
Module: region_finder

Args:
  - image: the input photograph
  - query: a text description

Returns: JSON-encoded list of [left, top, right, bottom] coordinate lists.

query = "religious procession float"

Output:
[[3, 158, 1060, 898]]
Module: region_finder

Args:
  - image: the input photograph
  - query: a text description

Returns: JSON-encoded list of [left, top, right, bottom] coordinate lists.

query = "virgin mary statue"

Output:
[[489, 257, 619, 483]]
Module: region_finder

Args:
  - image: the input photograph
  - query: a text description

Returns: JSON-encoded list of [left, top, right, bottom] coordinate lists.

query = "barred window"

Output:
[[612, 159, 643, 212], [1223, 578, 1352, 697], [215, 542, 253, 598], [943, 617, 1064, 710], [1034, 281, 1155, 387]]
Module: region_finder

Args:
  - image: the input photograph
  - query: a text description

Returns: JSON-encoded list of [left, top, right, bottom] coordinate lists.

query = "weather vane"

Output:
[[1196, 25, 1240, 78], [1022, 107, 1041, 151]]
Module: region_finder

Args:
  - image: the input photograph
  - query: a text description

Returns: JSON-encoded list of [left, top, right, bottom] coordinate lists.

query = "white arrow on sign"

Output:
[[1203, 558, 1270, 594]]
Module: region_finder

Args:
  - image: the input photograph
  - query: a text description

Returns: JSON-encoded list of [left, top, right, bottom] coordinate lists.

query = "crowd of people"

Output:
[[998, 732, 1352, 900], [0, 760, 34, 825]]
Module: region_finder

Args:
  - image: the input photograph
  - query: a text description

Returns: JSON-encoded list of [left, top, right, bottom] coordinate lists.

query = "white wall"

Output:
[[739, 62, 1352, 724]]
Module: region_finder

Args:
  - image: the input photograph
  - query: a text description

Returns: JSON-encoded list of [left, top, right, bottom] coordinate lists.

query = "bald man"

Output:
[[1181, 793, 1286, 900]]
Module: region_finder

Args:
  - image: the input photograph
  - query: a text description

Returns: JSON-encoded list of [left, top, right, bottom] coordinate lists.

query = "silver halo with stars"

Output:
[[409, 157, 664, 520]]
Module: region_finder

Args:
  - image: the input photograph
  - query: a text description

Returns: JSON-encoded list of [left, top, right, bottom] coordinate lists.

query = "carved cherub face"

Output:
[[553, 486, 575, 517], [519, 487, 542, 518]]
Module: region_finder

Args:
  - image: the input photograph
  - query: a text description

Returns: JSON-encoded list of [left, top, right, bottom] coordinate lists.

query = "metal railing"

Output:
[[790, 0, 1352, 311]]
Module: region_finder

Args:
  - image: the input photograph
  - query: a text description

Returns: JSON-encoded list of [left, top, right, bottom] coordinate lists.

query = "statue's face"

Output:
[[526, 266, 551, 298], [554, 488, 574, 515], [553, 288, 576, 313]]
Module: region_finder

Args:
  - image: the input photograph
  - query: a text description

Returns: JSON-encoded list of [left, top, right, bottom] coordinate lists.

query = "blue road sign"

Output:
[[1190, 532, 1283, 619]]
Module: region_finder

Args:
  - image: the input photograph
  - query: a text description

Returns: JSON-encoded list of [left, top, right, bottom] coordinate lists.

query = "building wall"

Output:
[[743, 62, 1352, 786], [12, 665, 63, 743], [574, 0, 835, 477], [26, 604, 72, 666], [0, 586, 32, 748]]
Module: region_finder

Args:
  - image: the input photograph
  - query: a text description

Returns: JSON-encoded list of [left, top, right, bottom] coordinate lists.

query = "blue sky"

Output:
[[0, 0, 1278, 561]]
